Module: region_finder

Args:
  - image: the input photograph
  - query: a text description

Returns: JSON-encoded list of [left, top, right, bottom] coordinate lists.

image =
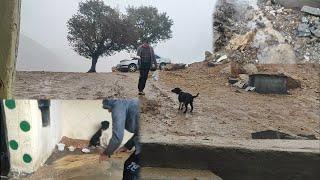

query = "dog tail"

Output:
[[193, 93, 199, 98]]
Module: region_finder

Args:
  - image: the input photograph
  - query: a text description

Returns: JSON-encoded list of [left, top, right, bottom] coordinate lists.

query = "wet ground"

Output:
[[14, 63, 320, 139], [22, 149, 130, 180]]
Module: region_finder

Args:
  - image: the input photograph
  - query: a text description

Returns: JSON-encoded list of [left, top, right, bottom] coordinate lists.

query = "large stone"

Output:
[[242, 64, 258, 75], [301, 6, 320, 16], [258, 44, 297, 64]]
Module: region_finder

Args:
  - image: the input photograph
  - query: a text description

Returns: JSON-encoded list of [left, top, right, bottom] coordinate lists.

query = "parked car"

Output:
[[116, 55, 171, 72]]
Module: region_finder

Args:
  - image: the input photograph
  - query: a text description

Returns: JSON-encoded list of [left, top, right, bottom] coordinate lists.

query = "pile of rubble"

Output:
[[212, 0, 320, 64]]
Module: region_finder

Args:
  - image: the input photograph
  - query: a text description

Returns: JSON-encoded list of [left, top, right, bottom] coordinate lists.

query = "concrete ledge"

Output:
[[141, 135, 320, 180]]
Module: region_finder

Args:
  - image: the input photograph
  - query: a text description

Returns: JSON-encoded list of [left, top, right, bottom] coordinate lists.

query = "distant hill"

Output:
[[17, 34, 70, 72]]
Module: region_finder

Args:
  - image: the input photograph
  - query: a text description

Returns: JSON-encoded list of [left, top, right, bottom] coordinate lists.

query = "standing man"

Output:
[[99, 99, 141, 180], [137, 41, 157, 95]]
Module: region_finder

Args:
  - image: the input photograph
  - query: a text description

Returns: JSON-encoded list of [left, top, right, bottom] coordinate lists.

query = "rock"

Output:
[[216, 55, 228, 63], [233, 81, 246, 89], [227, 30, 257, 51], [243, 64, 258, 75], [297, 23, 311, 37], [164, 63, 186, 71], [301, 6, 320, 17], [245, 86, 256, 92], [310, 26, 320, 37], [258, 44, 297, 64], [239, 74, 249, 83], [301, 16, 308, 23], [205, 51, 213, 61]]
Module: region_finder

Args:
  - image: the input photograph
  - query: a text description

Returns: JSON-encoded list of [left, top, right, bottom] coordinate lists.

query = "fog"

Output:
[[18, 0, 216, 72]]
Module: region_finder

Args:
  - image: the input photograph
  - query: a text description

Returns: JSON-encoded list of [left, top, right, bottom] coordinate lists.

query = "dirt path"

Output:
[[141, 63, 320, 139]]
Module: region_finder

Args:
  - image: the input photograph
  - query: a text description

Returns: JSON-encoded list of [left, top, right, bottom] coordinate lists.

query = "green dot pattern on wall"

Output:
[[23, 154, 32, 163], [5, 99, 16, 109], [9, 140, 19, 150], [20, 121, 31, 132]]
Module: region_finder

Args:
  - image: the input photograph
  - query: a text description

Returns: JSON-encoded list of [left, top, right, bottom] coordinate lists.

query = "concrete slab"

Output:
[[141, 167, 222, 180], [141, 135, 320, 180]]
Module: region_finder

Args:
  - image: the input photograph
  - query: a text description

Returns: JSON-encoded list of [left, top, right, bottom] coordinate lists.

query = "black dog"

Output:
[[89, 121, 110, 147], [171, 88, 199, 113]]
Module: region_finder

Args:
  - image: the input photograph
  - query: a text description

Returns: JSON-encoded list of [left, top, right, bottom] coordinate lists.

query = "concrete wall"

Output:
[[4, 100, 62, 173]]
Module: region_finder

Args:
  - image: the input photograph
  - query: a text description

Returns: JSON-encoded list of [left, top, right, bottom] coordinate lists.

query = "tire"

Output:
[[159, 63, 166, 70], [128, 64, 137, 72]]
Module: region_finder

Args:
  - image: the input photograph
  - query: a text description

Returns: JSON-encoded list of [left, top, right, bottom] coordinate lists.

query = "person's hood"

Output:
[[102, 99, 118, 109]]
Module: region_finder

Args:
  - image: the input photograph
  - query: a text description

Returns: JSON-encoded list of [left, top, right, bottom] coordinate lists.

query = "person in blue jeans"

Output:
[[99, 99, 141, 180]]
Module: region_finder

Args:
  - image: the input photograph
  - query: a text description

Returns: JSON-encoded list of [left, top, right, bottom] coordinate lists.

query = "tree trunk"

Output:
[[88, 56, 98, 73], [0, 0, 21, 98]]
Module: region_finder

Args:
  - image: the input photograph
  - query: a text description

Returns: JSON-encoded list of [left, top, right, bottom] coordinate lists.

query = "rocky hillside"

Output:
[[211, 0, 320, 65]]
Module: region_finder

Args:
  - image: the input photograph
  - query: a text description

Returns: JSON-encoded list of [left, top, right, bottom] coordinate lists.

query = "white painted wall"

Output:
[[5, 100, 63, 173]]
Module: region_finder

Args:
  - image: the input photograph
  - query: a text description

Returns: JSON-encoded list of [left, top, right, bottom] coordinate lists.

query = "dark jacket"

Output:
[[137, 44, 157, 69], [102, 99, 140, 156]]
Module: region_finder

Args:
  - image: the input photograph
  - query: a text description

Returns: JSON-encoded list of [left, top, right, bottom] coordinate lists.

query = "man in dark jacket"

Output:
[[99, 99, 141, 180], [137, 42, 157, 95]]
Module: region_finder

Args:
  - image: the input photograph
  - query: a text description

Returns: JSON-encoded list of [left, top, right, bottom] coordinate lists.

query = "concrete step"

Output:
[[141, 167, 222, 180]]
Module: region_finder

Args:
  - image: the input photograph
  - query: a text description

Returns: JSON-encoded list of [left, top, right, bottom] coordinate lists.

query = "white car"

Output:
[[116, 55, 171, 72]]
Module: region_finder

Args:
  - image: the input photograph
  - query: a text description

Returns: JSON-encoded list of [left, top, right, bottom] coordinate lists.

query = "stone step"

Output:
[[141, 167, 222, 180]]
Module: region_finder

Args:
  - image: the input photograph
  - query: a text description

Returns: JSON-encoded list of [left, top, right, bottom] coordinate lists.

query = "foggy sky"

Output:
[[19, 0, 216, 72]]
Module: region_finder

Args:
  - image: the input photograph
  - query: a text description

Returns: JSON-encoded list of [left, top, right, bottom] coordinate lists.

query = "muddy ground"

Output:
[[14, 63, 320, 139], [19, 149, 130, 180]]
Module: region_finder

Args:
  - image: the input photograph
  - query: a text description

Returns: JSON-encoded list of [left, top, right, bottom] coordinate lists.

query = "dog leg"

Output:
[[190, 101, 194, 112], [184, 103, 188, 113]]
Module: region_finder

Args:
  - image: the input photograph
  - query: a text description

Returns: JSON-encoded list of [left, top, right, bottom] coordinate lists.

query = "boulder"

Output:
[[258, 44, 297, 64], [301, 6, 320, 17], [242, 64, 258, 75], [227, 30, 257, 51]]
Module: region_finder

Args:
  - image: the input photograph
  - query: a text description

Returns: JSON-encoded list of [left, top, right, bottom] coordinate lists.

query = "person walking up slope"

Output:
[[137, 42, 157, 95]]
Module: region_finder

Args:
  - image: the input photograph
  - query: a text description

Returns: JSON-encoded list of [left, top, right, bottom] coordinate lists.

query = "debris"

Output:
[[152, 71, 159, 81], [233, 81, 246, 89], [57, 143, 65, 151], [205, 51, 214, 61], [68, 146, 76, 152], [245, 86, 256, 92], [81, 148, 91, 154], [252, 130, 297, 139], [216, 55, 228, 63], [301, 6, 320, 17]]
